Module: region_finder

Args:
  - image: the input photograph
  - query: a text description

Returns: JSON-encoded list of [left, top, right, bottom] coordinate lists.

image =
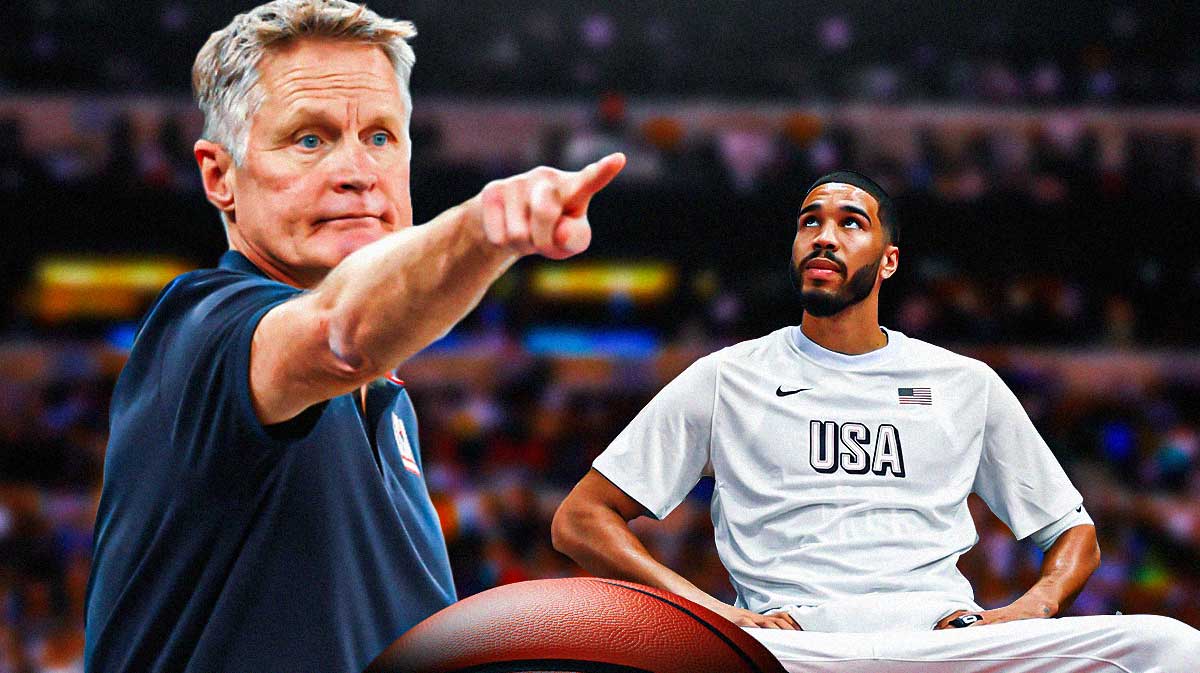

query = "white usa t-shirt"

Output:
[[593, 326, 1083, 632]]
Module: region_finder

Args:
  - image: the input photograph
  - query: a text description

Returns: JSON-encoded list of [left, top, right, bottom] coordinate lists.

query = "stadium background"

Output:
[[2, 1, 1200, 669]]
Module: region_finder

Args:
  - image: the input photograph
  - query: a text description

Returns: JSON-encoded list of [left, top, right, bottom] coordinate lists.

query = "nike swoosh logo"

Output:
[[776, 386, 812, 397]]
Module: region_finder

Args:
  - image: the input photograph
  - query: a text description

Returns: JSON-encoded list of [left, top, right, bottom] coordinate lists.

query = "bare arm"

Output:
[[251, 154, 625, 424], [552, 469, 799, 630], [1016, 524, 1100, 616], [936, 524, 1100, 629]]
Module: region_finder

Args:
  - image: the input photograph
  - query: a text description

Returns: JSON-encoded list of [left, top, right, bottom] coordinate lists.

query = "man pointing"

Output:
[[83, 1, 623, 671]]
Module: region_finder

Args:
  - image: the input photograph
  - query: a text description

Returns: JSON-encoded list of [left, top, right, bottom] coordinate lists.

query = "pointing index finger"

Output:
[[561, 152, 626, 211]]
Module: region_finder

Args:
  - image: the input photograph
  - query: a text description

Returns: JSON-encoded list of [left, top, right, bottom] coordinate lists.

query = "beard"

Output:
[[790, 251, 881, 317]]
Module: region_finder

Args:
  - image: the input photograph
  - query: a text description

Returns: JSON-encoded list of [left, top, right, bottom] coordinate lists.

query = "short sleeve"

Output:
[[592, 354, 718, 520], [972, 367, 1082, 539], [132, 270, 308, 470]]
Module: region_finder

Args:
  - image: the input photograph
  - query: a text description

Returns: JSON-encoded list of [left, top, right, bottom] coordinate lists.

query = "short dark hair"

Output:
[[806, 170, 899, 244]]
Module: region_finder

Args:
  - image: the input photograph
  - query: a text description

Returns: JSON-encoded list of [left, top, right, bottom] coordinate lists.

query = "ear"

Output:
[[879, 244, 900, 280], [195, 139, 237, 219]]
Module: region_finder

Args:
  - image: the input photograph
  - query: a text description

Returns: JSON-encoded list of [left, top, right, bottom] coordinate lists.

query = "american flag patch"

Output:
[[898, 387, 932, 405]]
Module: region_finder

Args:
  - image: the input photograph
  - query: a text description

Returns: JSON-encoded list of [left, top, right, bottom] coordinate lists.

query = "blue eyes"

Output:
[[297, 133, 390, 149]]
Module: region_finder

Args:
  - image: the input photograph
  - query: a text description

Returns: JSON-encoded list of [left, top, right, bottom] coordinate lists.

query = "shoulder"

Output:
[[150, 267, 297, 324], [709, 326, 794, 366], [159, 267, 297, 310], [131, 267, 300, 353], [892, 331, 995, 379], [657, 330, 786, 392]]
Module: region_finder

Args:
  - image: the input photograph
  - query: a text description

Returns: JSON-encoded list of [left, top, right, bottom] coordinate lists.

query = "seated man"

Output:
[[552, 171, 1200, 672]]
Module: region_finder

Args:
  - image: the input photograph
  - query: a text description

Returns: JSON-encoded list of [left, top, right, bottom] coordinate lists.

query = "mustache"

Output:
[[801, 250, 847, 275]]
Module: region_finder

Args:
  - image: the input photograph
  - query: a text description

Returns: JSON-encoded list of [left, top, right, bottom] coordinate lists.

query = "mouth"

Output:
[[803, 257, 844, 279], [315, 214, 383, 229]]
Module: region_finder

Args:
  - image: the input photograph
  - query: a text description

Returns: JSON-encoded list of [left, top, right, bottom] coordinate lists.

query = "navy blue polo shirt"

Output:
[[85, 250, 455, 673]]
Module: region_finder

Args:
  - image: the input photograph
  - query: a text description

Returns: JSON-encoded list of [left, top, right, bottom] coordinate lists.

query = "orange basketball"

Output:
[[367, 578, 788, 673]]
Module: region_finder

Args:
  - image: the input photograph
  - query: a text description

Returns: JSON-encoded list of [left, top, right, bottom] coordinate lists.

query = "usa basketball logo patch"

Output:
[[391, 411, 421, 475]]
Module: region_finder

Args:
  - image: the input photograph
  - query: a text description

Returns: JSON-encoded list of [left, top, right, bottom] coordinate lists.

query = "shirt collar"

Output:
[[219, 249, 269, 278], [788, 324, 905, 370]]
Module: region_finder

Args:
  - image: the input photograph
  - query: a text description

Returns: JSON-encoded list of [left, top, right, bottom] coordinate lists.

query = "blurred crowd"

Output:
[[1, 343, 1199, 671], [3, 2, 1200, 104], [3, 93, 1200, 346]]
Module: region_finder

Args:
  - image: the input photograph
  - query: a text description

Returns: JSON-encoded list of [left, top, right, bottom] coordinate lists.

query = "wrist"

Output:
[[1014, 594, 1059, 618], [666, 584, 728, 614]]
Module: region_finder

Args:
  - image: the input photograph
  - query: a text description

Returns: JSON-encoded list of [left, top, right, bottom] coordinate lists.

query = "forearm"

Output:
[[315, 199, 515, 374], [552, 503, 728, 613], [250, 200, 515, 424], [249, 154, 624, 425], [1015, 524, 1100, 617]]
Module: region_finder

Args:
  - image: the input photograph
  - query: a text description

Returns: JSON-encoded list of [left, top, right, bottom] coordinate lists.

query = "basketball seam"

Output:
[[451, 657, 652, 671], [449, 659, 652, 673], [593, 579, 767, 673]]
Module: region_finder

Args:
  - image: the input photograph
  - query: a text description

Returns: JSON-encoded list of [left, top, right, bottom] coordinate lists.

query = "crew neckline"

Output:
[[787, 324, 905, 370]]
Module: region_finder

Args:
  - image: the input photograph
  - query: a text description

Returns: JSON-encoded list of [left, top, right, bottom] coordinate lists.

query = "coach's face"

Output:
[[790, 183, 898, 317], [200, 39, 412, 287]]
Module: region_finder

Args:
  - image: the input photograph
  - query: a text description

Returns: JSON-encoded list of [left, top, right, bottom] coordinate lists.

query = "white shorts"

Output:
[[746, 614, 1200, 673]]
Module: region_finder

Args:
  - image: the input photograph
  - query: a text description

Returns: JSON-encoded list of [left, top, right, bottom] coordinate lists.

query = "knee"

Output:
[[1121, 615, 1200, 667], [1138, 615, 1200, 646]]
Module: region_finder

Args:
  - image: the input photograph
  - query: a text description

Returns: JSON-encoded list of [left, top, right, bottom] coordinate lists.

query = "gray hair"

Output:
[[192, 0, 416, 165]]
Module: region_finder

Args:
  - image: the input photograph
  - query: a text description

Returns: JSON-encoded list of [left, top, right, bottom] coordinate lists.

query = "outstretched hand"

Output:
[[473, 153, 626, 260]]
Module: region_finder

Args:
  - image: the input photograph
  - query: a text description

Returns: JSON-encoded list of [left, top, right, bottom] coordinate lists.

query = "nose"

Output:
[[811, 219, 839, 251], [329, 139, 378, 193]]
